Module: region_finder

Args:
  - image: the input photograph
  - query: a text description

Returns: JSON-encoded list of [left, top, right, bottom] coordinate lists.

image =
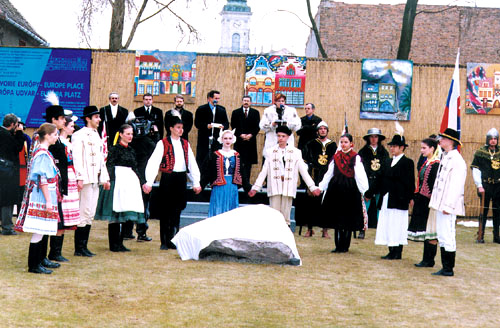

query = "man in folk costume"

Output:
[[72, 106, 110, 257], [370, 123, 415, 260], [248, 125, 320, 226], [429, 128, 466, 276], [296, 121, 337, 237], [357, 128, 389, 238], [143, 114, 201, 250], [471, 128, 500, 243], [259, 93, 302, 156]]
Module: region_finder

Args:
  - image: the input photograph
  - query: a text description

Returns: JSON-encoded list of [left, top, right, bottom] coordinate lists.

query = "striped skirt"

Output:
[[61, 166, 81, 226]]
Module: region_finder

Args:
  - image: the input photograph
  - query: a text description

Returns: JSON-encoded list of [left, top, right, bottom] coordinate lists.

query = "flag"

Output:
[[342, 112, 348, 135], [102, 120, 108, 162], [440, 49, 461, 137]]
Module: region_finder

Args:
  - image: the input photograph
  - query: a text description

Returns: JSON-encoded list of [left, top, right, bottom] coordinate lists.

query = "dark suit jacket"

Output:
[[230, 106, 260, 164], [0, 127, 24, 206], [98, 105, 129, 148], [297, 114, 322, 151], [165, 108, 193, 141], [134, 106, 164, 142], [194, 103, 229, 163], [49, 138, 69, 195], [367, 155, 415, 210]]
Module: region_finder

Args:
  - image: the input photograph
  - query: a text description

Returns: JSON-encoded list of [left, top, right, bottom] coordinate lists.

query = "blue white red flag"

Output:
[[440, 49, 461, 137]]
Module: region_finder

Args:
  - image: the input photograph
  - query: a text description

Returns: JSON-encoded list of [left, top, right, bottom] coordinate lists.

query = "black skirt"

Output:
[[408, 193, 430, 241]]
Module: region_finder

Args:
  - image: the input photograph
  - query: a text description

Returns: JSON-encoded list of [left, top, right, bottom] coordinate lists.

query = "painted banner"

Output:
[[0, 47, 91, 128], [360, 59, 413, 121], [134, 50, 196, 97], [465, 63, 500, 115], [244, 55, 306, 107]]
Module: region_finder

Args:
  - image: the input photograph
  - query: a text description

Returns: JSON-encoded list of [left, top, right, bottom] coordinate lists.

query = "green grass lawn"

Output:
[[1, 220, 499, 327]]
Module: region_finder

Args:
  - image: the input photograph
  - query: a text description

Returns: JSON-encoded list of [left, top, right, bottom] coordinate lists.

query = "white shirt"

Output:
[[110, 103, 118, 119], [318, 153, 369, 194], [391, 153, 404, 167], [145, 138, 200, 188]]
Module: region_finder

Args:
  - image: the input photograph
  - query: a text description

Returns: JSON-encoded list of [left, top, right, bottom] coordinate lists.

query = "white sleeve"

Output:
[[259, 109, 274, 133], [145, 141, 164, 186], [71, 132, 84, 181], [472, 167, 482, 188], [318, 160, 335, 192], [298, 158, 317, 191], [252, 153, 270, 191], [287, 108, 302, 132], [187, 145, 200, 188], [354, 155, 369, 194]]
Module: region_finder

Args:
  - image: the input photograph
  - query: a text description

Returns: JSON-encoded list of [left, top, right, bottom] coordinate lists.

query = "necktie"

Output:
[[244, 109, 248, 118]]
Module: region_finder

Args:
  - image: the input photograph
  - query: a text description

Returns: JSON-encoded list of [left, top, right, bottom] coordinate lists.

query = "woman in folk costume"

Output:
[[201, 129, 242, 217], [369, 122, 415, 260], [95, 124, 145, 252], [318, 133, 369, 253], [15, 123, 61, 274], [408, 137, 441, 267]]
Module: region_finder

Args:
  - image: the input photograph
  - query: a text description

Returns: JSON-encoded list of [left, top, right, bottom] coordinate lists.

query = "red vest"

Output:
[[159, 137, 189, 173]]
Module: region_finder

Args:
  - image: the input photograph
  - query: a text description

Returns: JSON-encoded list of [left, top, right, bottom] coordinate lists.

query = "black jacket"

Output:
[[230, 106, 260, 164], [48, 138, 69, 195], [98, 105, 129, 148], [297, 114, 322, 151], [194, 103, 229, 163], [134, 106, 164, 142], [0, 127, 24, 206]]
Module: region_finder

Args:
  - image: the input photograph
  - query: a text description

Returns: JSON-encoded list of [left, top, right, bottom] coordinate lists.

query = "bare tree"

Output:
[[306, 0, 327, 58], [78, 0, 200, 51], [397, 0, 418, 60]]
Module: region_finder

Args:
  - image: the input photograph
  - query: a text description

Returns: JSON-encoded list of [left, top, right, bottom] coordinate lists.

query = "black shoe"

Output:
[[331, 248, 340, 253], [82, 248, 95, 257], [123, 233, 136, 240], [29, 264, 52, 274], [41, 258, 61, 268], [160, 244, 168, 250], [357, 231, 365, 239], [137, 234, 152, 242], [74, 249, 92, 257], [49, 254, 69, 262], [432, 269, 454, 276], [381, 247, 395, 260], [119, 245, 131, 252], [415, 261, 434, 268], [2, 230, 18, 235], [166, 242, 177, 250]]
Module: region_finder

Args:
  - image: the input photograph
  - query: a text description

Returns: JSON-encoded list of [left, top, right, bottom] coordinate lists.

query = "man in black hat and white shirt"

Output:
[[429, 128, 466, 276], [72, 106, 110, 257]]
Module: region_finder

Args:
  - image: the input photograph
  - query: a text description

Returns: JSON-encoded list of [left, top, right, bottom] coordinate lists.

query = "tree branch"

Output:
[[305, 0, 328, 58], [416, 5, 457, 16], [123, 0, 150, 49], [276, 9, 311, 28]]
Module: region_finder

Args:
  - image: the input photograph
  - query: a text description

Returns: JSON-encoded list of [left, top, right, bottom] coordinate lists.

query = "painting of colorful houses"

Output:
[[134, 50, 196, 98], [244, 55, 306, 107], [466, 63, 500, 115], [360, 59, 413, 121]]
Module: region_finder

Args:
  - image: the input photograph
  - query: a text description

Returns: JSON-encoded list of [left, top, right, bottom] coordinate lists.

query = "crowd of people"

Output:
[[0, 89, 493, 278]]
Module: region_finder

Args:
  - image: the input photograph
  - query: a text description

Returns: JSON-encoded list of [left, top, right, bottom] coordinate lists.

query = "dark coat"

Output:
[[165, 108, 193, 141], [98, 105, 129, 148], [0, 127, 24, 206], [194, 103, 229, 164], [230, 106, 260, 164], [367, 155, 415, 210], [134, 106, 164, 142], [297, 114, 322, 151], [48, 138, 69, 195], [358, 143, 389, 192]]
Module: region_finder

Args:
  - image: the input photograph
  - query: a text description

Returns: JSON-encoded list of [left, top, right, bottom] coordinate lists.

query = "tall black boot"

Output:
[[82, 225, 96, 256], [122, 220, 135, 240], [433, 248, 454, 276], [343, 230, 352, 252], [331, 229, 341, 253], [493, 217, 500, 243], [393, 245, 403, 260], [108, 223, 121, 252], [166, 223, 177, 249], [415, 240, 435, 267], [28, 241, 52, 274], [48, 235, 69, 262], [40, 235, 60, 268], [74, 226, 90, 257], [381, 247, 395, 259], [118, 223, 130, 252], [159, 219, 167, 250]]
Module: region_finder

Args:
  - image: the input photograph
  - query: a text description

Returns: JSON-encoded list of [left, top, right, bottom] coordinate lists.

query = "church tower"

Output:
[[219, 0, 252, 54]]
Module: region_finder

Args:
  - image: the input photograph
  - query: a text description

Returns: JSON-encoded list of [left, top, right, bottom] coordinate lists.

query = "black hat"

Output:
[[81, 106, 99, 118], [165, 113, 183, 128], [44, 105, 65, 122], [439, 128, 462, 146], [363, 128, 386, 141], [387, 134, 408, 147], [276, 125, 292, 136]]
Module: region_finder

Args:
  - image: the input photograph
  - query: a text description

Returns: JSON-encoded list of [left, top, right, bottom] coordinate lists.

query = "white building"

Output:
[[219, 0, 252, 54]]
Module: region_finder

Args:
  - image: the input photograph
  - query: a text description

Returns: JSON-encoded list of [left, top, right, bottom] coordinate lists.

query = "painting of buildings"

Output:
[[360, 59, 413, 121], [466, 63, 500, 115], [134, 50, 196, 97], [244, 55, 306, 107]]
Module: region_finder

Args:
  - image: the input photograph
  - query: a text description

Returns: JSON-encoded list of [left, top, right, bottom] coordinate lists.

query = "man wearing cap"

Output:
[[357, 128, 389, 238], [72, 106, 110, 257], [194, 90, 229, 166], [371, 129, 414, 260], [429, 128, 466, 276], [471, 128, 500, 243], [98, 92, 129, 148], [143, 115, 201, 250], [248, 125, 320, 226], [165, 94, 193, 141], [296, 103, 322, 151], [0, 114, 24, 235], [260, 93, 301, 156], [296, 121, 337, 237], [230, 95, 260, 191]]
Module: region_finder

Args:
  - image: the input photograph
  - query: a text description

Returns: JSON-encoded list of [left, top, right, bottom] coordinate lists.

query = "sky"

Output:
[[9, 0, 500, 55]]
